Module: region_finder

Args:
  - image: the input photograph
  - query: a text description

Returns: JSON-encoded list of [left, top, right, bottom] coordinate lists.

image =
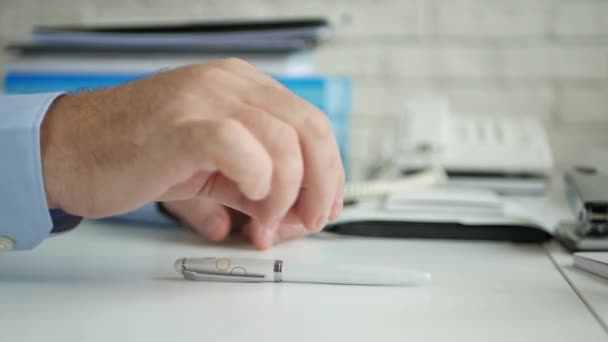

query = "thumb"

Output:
[[162, 197, 231, 242]]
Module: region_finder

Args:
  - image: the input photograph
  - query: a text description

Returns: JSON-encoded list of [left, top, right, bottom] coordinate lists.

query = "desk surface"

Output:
[[0, 221, 606, 342], [546, 241, 608, 333]]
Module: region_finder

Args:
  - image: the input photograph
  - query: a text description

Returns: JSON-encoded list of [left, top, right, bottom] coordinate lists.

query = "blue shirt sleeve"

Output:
[[0, 92, 65, 250], [0, 92, 177, 251]]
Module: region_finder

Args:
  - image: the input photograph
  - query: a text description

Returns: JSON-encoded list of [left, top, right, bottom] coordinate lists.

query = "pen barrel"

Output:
[[178, 257, 276, 282], [281, 261, 431, 286]]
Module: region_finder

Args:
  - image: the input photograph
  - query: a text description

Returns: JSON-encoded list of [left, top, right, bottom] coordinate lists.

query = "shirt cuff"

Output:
[[0, 92, 64, 250], [50, 209, 84, 233]]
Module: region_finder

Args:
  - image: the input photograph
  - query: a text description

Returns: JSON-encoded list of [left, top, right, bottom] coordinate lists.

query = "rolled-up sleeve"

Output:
[[0, 92, 65, 250]]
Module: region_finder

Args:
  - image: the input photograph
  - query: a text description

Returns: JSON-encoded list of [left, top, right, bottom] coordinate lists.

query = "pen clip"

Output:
[[181, 270, 267, 282]]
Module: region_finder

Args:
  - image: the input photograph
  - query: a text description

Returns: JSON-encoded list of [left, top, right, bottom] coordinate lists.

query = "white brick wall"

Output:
[[435, 2, 549, 39], [1, 0, 607, 179], [560, 86, 608, 122], [503, 45, 608, 80], [554, 2, 608, 37]]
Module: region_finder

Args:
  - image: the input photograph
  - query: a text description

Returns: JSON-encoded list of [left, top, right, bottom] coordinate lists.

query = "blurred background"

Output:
[[1, 0, 607, 180]]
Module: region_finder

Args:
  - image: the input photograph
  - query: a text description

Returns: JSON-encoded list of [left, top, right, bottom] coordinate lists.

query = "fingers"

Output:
[[167, 60, 343, 231], [176, 110, 303, 228], [163, 197, 312, 249], [178, 119, 273, 202], [162, 198, 231, 242], [229, 105, 303, 229], [254, 91, 343, 232], [178, 67, 305, 228], [163, 190, 313, 252], [210, 59, 345, 232], [242, 220, 311, 250], [157, 170, 213, 201]]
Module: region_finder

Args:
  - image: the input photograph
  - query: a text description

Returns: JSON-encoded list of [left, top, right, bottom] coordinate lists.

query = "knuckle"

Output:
[[168, 93, 201, 116], [197, 66, 229, 84], [267, 121, 303, 180], [212, 119, 243, 147], [181, 63, 231, 85], [239, 84, 269, 104], [249, 83, 290, 102], [181, 64, 209, 79], [174, 119, 249, 172], [214, 57, 251, 70], [271, 121, 300, 155], [302, 113, 333, 140], [275, 124, 304, 183], [232, 105, 264, 126]]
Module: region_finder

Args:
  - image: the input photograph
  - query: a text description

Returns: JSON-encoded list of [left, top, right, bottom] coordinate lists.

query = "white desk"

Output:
[[545, 241, 608, 333], [0, 221, 606, 342]]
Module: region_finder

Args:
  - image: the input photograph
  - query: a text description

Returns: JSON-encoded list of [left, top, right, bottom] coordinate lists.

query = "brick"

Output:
[[316, 42, 384, 78], [384, 46, 501, 79], [559, 86, 608, 123], [13, 0, 83, 26], [353, 79, 435, 116], [354, 79, 555, 119], [327, 44, 501, 79], [81, 0, 202, 23], [80, 0, 280, 23], [273, 0, 431, 38], [435, 2, 549, 39], [553, 3, 608, 37], [546, 122, 608, 168], [503, 46, 608, 80], [0, 4, 80, 41], [443, 84, 555, 120]]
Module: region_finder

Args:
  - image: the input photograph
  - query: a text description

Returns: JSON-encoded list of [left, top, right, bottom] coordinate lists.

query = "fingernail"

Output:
[[200, 214, 221, 235]]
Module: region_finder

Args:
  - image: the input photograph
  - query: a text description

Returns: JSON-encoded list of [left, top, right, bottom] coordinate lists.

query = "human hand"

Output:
[[41, 59, 344, 236], [162, 198, 312, 250]]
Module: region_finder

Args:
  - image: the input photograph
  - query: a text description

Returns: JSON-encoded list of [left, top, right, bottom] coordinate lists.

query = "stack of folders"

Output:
[[3, 18, 351, 174]]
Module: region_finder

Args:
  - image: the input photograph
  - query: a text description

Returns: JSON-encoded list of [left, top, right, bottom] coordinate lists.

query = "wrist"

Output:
[[40, 94, 72, 210]]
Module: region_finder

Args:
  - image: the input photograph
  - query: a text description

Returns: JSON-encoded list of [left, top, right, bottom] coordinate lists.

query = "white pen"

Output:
[[175, 257, 431, 286]]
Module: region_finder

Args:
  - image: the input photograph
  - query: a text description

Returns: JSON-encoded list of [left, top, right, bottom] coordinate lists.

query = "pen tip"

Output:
[[174, 258, 185, 273]]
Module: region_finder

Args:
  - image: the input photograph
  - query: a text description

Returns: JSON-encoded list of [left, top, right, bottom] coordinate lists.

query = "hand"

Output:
[[41, 59, 344, 236], [162, 198, 311, 250]]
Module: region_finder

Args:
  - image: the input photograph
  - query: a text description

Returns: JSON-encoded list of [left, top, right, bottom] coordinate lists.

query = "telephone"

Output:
[[390, 96, 554, 195]]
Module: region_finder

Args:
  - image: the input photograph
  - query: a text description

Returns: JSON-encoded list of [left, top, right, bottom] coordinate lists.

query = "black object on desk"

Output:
[[555, 166, 608, 251], [326, 221, 551, 242]]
